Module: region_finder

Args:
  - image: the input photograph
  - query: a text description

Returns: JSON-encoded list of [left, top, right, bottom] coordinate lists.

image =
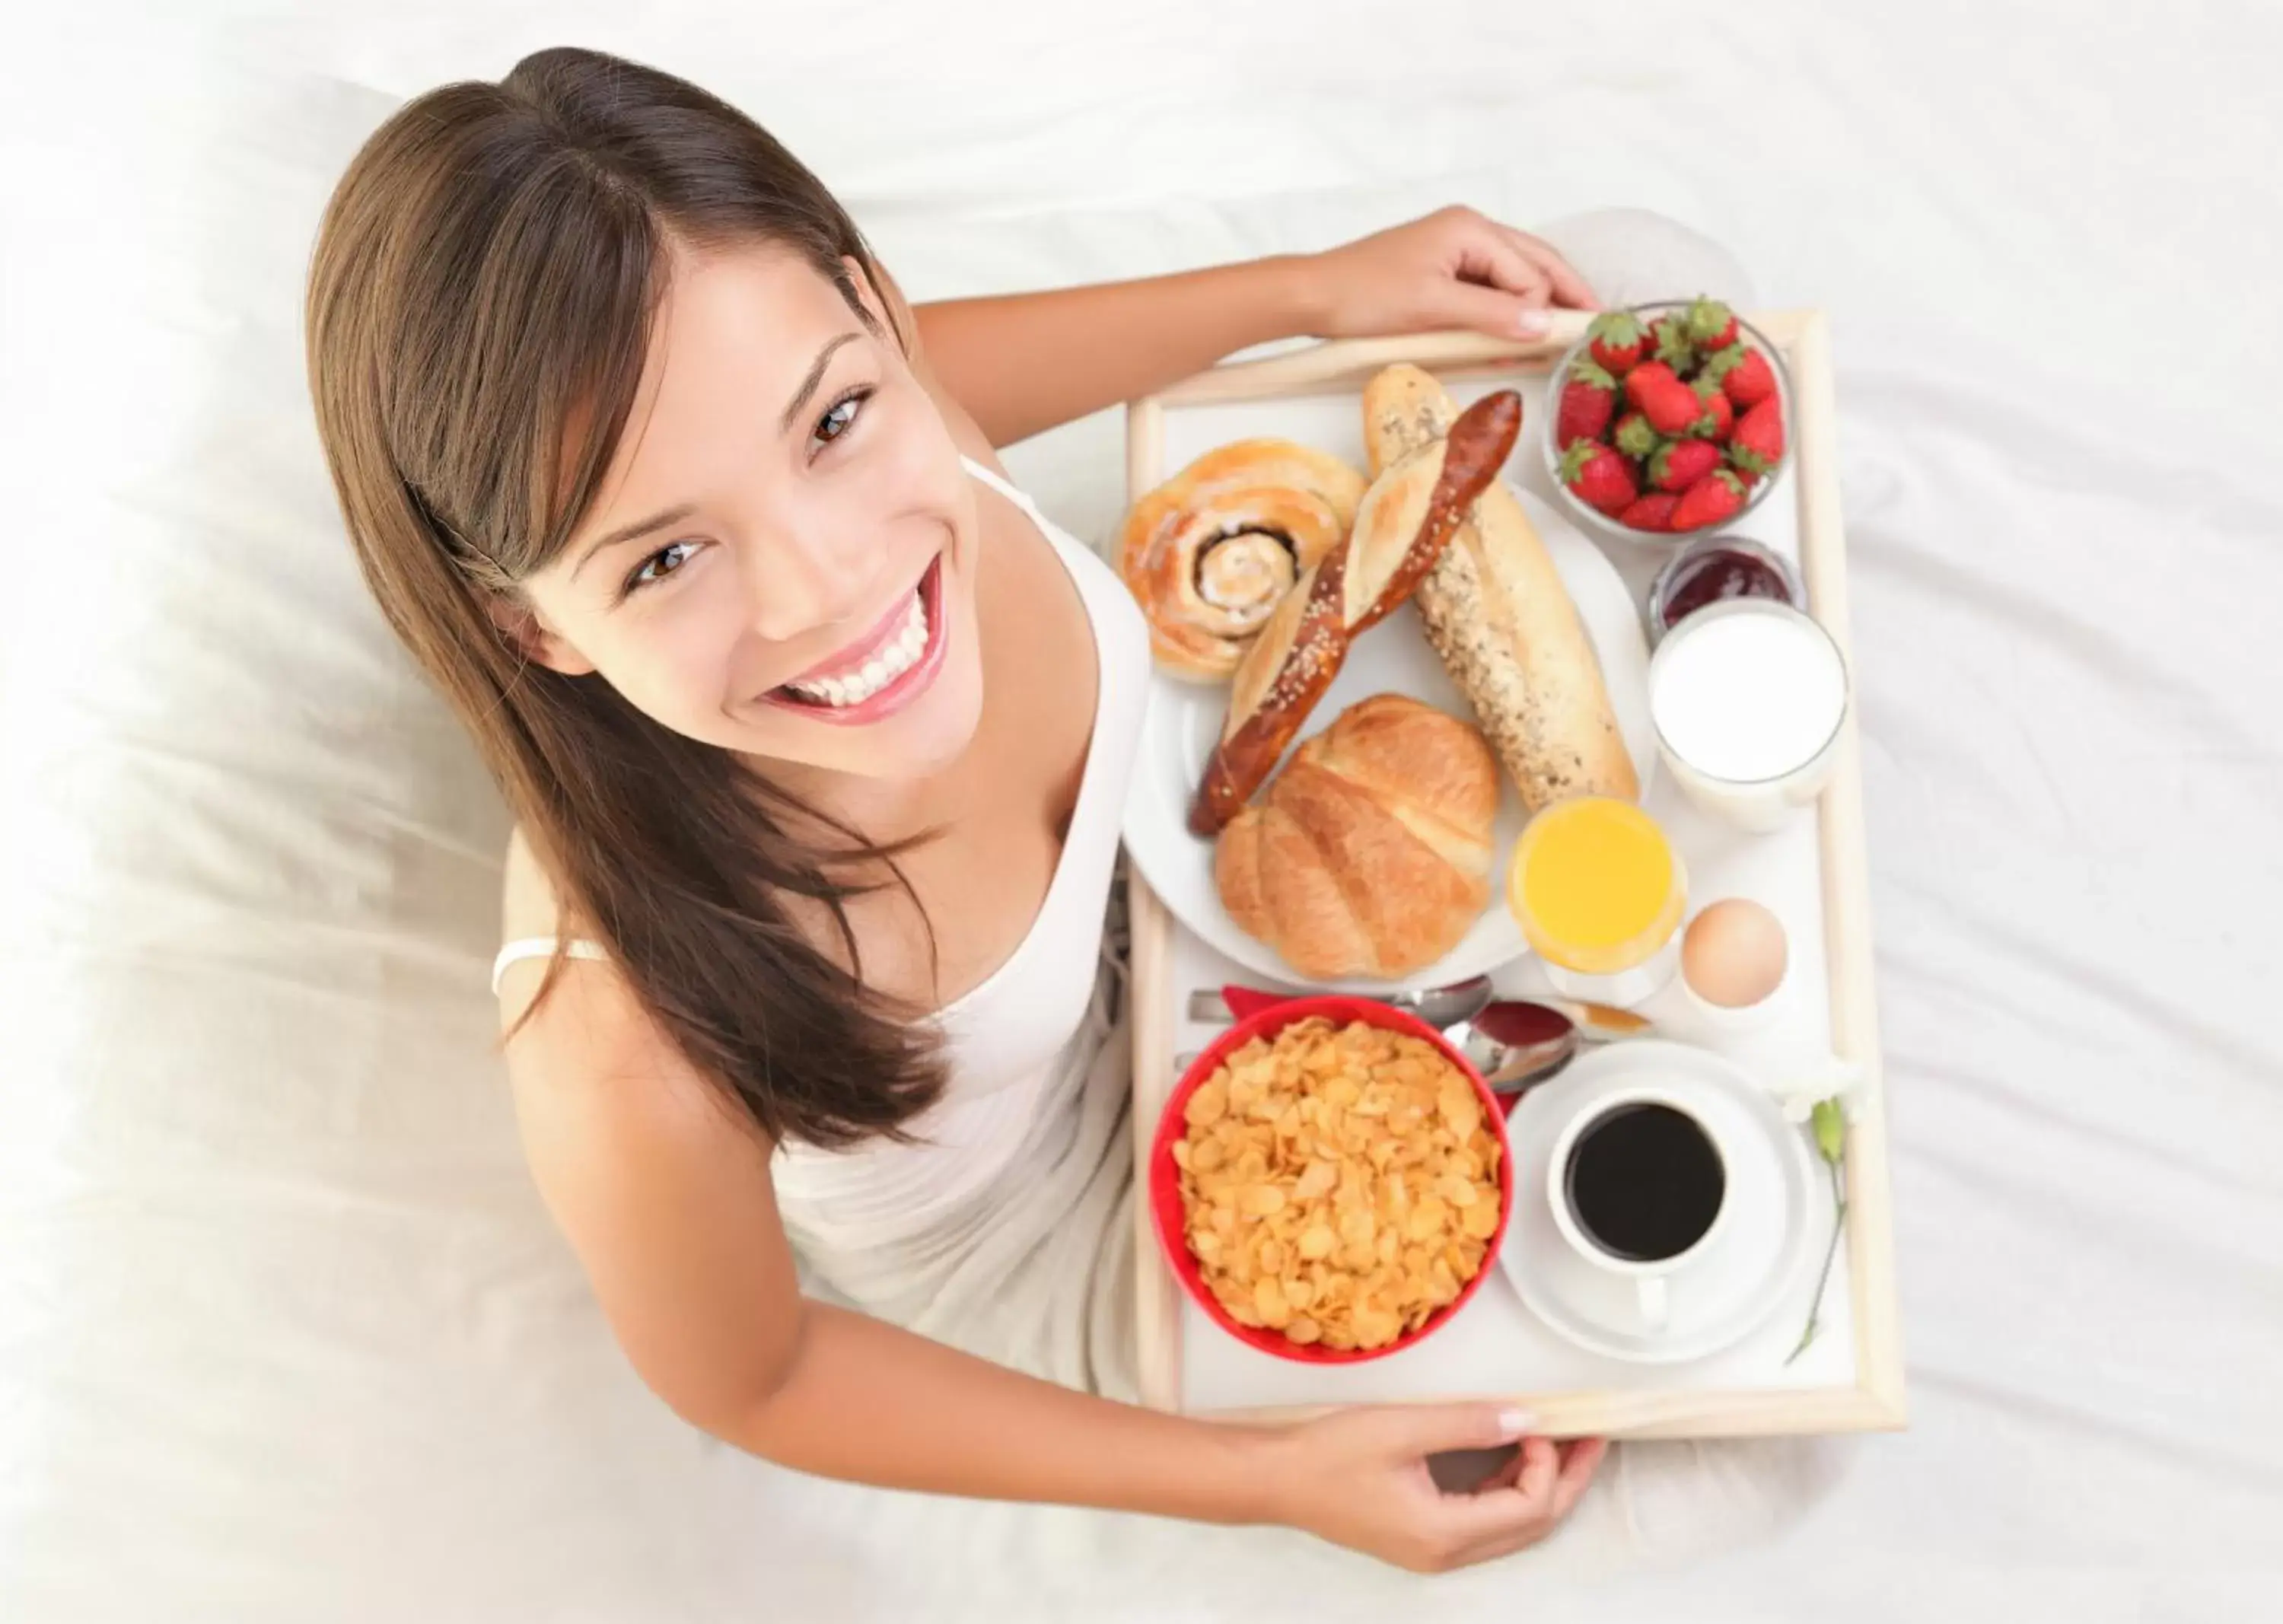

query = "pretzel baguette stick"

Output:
[[1348, 389, 1524, 632], [1188, 544, 1350, 838], [1188, 389, 1523, 836]]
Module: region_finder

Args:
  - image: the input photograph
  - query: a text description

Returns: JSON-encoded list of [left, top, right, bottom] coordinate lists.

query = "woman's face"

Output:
[[514, 241, 984, 781]]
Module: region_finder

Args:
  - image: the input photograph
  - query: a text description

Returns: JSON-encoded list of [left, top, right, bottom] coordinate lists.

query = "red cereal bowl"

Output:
[[1148, 995, 1515, 1364]]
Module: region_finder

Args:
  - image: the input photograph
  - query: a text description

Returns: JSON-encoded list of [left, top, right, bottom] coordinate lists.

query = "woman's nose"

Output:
[[738, 524, 876, 645]]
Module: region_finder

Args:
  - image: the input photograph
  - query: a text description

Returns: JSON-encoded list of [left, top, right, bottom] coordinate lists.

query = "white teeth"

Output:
[[783, 585, 932, 708]]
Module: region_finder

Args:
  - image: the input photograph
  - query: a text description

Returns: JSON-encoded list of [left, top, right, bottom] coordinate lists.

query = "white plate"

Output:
[[1120, 484, 1656, 993], [1494, 1041, 1820, 1364]]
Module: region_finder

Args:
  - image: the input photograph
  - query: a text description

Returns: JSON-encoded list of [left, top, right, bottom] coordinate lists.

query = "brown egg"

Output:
[[1681, 899, 1789, 1009]]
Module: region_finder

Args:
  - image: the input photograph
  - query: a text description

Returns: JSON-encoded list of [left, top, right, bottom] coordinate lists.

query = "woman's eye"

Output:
[[812, 387, 871, 451], [624, 540, 697, 596]]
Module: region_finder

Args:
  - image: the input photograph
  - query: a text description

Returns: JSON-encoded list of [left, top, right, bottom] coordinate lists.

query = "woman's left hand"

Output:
[[1295, 206, 1598, 342]]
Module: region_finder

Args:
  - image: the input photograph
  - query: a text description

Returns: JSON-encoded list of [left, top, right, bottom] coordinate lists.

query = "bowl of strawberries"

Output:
[[1541, 296, 1791, 544]]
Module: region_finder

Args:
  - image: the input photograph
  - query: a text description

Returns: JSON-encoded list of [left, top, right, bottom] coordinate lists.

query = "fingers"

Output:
[[1481, 1444, 1529, 1492], [1377, 1402, 1537, 1458], [1501, 225, 1599, 310], [1512, 1434, 1560, 1505], [1396, 1431, 1607, 1573], [1549, 1437, 1609, 1518], [1426, 1459, 1559, 1549], [1453, 230, 1552, 307], [1437, 281, 1555, 340], [1434, 1437, 1601, 1569]]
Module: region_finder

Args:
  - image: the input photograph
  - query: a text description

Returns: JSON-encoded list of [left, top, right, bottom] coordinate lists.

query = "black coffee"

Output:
[[1563, 1103, 1726, 1262]]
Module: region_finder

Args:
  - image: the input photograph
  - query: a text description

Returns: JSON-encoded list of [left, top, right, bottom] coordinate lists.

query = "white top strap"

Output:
[[491, 936, 610, 996], [959, 454, 1046, 521]]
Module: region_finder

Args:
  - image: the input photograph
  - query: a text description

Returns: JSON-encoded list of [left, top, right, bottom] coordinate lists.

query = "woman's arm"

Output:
[[498, 955, 1600, 1572], [912, 256, 1313, 449], [910, 206, 1597, 446]]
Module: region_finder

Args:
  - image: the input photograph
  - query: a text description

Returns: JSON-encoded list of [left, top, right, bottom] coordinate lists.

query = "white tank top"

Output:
[[492, 456, 1151, 1226]]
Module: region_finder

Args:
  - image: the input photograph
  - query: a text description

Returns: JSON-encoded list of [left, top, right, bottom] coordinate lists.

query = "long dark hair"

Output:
[[305, 46, 942, 1147]]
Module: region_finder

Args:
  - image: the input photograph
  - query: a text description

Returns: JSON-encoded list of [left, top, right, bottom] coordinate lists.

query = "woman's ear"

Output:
[[486, 593, 596, 676]]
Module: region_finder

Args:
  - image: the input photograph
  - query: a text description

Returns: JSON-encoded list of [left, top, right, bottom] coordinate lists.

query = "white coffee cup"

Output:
[[1546, 1087, 1734, 1336]]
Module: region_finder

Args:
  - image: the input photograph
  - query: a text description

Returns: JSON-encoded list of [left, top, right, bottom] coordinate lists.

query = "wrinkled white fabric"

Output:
[[5, 5, 2280, 1621]]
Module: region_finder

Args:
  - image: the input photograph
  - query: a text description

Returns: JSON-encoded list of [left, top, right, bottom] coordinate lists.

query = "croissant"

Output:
[[1216, 694, 1498, 982], [1116, 438, 1368, 682]]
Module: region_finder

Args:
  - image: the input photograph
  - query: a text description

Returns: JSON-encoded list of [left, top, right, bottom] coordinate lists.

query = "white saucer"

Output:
[[1494, 1040, 1818, 1364]]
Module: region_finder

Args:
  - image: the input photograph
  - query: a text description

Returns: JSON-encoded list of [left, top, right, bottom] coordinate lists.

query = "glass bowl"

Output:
[[1539, 299, 1795, 549]]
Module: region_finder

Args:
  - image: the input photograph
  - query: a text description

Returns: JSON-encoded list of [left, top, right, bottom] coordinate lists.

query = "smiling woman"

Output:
[[508, 246, 988, 779], [304, 43, 1619, 1575]]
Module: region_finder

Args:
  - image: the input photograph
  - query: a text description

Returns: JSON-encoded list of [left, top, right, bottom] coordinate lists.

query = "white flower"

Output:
[[1772, 1052, 1867, 1125]]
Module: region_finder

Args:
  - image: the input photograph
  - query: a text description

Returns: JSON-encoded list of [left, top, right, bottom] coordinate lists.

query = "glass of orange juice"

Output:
[[1506, 797, 1687, 1008]]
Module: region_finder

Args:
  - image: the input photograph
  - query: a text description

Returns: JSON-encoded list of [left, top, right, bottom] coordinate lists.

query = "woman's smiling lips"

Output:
[[759, 555, 948, 725]]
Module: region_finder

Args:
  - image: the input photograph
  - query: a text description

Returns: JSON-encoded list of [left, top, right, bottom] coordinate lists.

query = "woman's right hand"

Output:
[[1259, 1405, 1607, 1572]]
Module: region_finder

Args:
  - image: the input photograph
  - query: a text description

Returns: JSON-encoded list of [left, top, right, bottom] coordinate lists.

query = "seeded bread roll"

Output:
[[1361, 365, 1637, 810]]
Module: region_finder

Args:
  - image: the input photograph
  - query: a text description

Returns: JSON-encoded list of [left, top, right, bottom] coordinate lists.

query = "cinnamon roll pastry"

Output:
[[1116, 438, 1368, 682]]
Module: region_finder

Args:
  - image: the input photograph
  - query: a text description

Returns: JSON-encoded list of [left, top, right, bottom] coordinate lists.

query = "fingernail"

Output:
[[1515, 311, 1550, 338], [1497, 1408, 1539, 1438]]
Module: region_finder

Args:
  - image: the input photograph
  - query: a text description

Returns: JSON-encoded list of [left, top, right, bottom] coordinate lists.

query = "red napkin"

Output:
[[1218, 983, 1298, 1024]]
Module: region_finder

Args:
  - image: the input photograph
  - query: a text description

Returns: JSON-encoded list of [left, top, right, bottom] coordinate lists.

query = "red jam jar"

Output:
[[1646, 533, 1804, 644]]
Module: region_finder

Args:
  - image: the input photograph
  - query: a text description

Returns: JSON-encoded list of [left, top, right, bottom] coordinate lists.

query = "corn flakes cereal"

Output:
[[1172, 1017, 1505, 1353]]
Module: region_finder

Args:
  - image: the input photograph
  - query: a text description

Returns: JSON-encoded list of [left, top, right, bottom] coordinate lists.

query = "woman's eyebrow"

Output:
[[778, 332, 861, 434], [568, 502, 699, 581], [565, 331, 863, 581]]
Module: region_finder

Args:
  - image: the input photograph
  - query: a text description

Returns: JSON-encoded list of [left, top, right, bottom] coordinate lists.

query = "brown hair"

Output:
[[305, 46, 941, 1147]]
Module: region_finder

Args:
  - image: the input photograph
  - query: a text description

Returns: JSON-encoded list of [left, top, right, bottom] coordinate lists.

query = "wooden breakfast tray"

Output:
[[1121, 313, 1904, 1438]]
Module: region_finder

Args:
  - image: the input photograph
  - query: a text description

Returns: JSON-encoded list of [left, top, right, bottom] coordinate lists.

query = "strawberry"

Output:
[[1616, 492, 1681, 533], [1689, 387, 1734, 441], [1671, 469, 1746, 531], [1584, 310, 1649, 376], [1649, 314, 1695, 371], [1721, 346, 1778, 409], [1697, 342, 1744, 387], [1555, 358, 1617, 448], [1625, 361, 1701, 436], [1683, 295, 1738, 352], [1612, 410, 1660, 460], [1728, 395, 1785, 476], [1648, 436, 1723, 492], [1559, 439, 1638, 516]]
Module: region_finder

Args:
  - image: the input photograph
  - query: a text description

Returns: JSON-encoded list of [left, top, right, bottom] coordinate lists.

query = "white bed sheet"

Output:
[[4, 3, 2280, 1619]]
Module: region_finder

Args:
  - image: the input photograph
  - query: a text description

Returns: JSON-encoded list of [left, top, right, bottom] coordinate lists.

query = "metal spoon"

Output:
[[1175, 976, 1498, 1071], [1459, 995, 1672, 1101], [1451, 1000, 1581, 1101], [1184, 975, 1496, 1029]]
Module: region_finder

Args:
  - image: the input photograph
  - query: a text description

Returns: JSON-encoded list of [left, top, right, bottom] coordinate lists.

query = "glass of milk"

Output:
[[1647, 599, 1850, 833]]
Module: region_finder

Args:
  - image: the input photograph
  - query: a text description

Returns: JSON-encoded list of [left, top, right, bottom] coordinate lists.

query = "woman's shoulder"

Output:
[[495, 828, 740, 1136], [496, 824, 606, 1020]]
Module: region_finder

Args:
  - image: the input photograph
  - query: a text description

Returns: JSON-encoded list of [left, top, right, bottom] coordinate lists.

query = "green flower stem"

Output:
[[1785, 1097, 1850, 1368]]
